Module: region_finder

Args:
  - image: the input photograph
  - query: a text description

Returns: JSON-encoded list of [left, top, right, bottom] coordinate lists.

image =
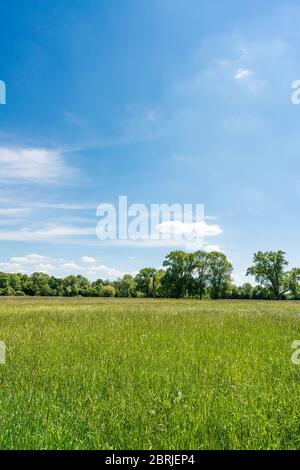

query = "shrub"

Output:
[[15, 291, 26, 296], [101, 285, 116, 297]]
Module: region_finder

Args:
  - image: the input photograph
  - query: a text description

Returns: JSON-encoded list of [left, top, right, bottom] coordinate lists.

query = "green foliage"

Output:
[[114, 274, 136, 298], [240, 283, 253, 299], [101, 285, 116, 297], [0, 249, 299, 300], [206, 252, 233, 299], [246, 251, 300, 300], [135, 268, 157, 297], [162, 250, 194, 298], [160, 250, 233, 299], [192, 250, 210, 299]]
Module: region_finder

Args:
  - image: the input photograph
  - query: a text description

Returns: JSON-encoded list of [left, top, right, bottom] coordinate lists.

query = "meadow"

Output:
[[0, 297, 300, 450]]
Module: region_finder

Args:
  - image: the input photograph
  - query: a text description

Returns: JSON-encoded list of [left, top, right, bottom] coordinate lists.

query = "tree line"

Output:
[[0, 250, 300, 300]]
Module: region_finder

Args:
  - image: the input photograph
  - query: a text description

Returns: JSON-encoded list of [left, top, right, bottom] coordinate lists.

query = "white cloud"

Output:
[[0, 208, 31, 216], [10, 254, 50, 265], [0, 196, 96, 212], [0, 262, 26, 274], [0, 147, 75, 183], [37, 264, 55, 271], [0, 226, 95, 241], [156, 220, 222, 237], [81, 256, 96, 263], [204, 244, 222, 253], [234, 68, 251, 80], [0, 253, 125, 280], [0, 254, 56, 275], [61, 262, 81, 270], [84, 265, 124, 279], [0, 219, 222, 248], [33, 202, 95, 210]]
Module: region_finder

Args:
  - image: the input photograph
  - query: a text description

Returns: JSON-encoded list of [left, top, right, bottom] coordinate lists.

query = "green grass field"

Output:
[[0, 297, 300, 450]]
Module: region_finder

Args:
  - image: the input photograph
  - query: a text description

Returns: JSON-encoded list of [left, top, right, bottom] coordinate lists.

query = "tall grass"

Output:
[[0, 297, 299, 449]]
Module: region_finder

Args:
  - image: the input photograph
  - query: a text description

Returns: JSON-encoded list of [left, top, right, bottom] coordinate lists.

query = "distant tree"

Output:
[[101, 285, 116, 297], [62, 275, 80, 297], [91, 279, 104, 297], [207, 252, 233, 299], [49, 276, 63, 296], [115, 275, 136, 297], [252, 285, 272, 300], [0, 274, 10, 290], [76, 275, 91, 296], [0, 249, 298, 301], [240, 282, 253, 299], [18, 274, 31, 295], [1, 286, 15, 296], [9, 274, 22, 292], [230, 285, 242, 299], [162, 251, 194, 298], [29, 273, 52, 296], [135, 268, 157, 298], [288, 268, 300, 298], [154, 269, 166, 298], [246, 251, 300, 300], [191, 251, 210, 299]]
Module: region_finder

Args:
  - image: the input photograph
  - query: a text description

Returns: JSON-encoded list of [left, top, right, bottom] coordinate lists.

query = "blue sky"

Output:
[[0, 0, 300, 282]]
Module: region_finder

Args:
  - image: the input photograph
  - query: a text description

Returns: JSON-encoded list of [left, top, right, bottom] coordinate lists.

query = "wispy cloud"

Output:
[[0, 207, 31, 216], [0, 253, 125, 280], [234, 68, 251, 80], [33, 202, 96, 210], [10, 254, 50, 265], [156, 220, 222, 237], [0, 225, 95, 241], [81, 256, 96, 263], [0, 147, 76, 183], [204, 244, 222, 253]]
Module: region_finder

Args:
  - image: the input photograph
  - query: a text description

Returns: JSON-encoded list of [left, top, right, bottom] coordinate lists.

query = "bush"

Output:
[[101, 285, 116, 297], [15, 291, 26, 296], [2, 287, 15, 296]]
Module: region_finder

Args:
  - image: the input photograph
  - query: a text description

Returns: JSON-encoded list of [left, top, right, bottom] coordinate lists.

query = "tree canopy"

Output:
[[0, 249, 299, 300], [246, 250, 300, 300]]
